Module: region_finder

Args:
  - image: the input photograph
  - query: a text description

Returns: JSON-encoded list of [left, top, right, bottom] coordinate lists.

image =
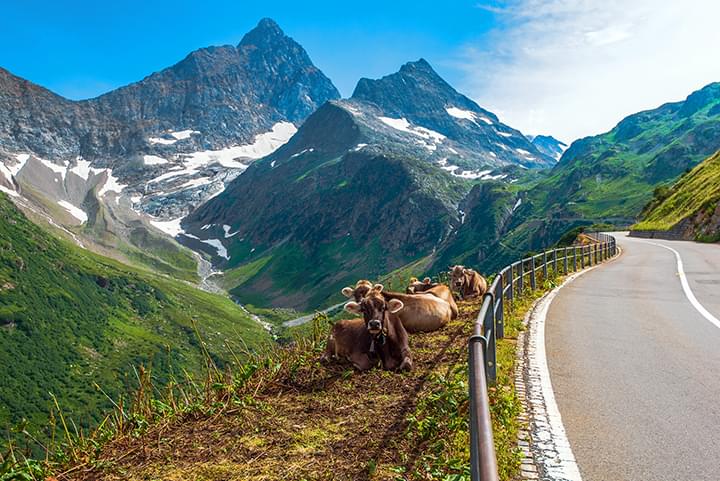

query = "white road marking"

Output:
[[643, 241, 720, 330], [527, 266, 607, 481]]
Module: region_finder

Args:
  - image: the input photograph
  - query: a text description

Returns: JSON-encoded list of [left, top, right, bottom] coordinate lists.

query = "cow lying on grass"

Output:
[[406, 277, 435, 293], [449, 265, 488, 299], [341, 280, 453, 332], [405, 278, 458, 320], [324, 286, 412, 371]]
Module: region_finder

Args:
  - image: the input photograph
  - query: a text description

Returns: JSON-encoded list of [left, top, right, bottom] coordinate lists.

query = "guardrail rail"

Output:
[[469, 232, 617, 481]]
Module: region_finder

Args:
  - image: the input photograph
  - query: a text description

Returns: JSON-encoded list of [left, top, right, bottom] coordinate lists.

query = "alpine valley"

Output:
[[2, 17, 720, 440]]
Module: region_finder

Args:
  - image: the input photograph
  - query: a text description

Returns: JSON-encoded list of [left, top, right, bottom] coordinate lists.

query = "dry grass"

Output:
[[58, 300, 484, 481]]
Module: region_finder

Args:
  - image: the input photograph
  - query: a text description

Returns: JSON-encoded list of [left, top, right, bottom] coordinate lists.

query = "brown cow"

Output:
[[406, 277, 435, 293], [449, 265, 488, 299], [322, 318, 375, 371], [406, 278, 458, 320], [342, 288, 412, 371], [341, 281, 452, 333]]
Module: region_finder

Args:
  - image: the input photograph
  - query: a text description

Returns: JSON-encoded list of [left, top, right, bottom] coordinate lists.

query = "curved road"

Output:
[[546, 233, 720, 481]]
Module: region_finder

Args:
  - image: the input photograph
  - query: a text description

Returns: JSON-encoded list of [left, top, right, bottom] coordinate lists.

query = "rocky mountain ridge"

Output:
[[0, 18, 340, 275]]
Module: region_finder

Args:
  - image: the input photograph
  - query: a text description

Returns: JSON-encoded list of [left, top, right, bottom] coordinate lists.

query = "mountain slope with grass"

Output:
[[0, 192, 270, 440], [440, 82, 720, 273], [536, 82, 720, 221], [50, 295, 524, 481], [183, 60, 549, 310], [633, 150, 720, 241]]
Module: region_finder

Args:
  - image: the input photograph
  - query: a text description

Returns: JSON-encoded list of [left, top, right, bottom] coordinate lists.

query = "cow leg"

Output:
[[349, 352, 373, 371]]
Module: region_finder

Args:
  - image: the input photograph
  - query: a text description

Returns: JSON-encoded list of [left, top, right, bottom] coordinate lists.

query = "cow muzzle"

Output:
[[368, 319, 382, 333]]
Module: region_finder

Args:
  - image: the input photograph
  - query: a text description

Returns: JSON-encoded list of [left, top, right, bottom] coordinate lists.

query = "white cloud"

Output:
[[457, 0, 720, 143]]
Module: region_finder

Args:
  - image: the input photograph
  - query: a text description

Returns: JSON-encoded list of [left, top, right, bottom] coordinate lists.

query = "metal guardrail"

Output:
[[468, 232, 617, 481]]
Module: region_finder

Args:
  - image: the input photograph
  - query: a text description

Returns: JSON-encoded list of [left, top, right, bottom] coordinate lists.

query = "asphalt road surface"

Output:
[[546, 233, 720, 481]]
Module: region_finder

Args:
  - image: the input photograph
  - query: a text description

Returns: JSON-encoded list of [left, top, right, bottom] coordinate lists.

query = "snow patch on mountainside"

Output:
[[171, 130, 200, 140], [143, 155, 168, 165], [379, 117, 445, 150], [446, 107, 476, 121], [150, 217, 185, 237], [70, 158, 98, 180], [57, 200, 88, 223], [98, 170, 126, 200], [445, 106, 493, 127], [201, 238, 229, 260], [182, 122, 296, 169], [39, 158, 68, 180], [149, 137, 177, 145]]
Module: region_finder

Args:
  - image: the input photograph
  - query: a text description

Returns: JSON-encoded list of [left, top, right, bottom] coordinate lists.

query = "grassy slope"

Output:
[[634, 150, 720, 231], [529, 83, 720, 222], [62, 297, 523, 481], [0, 193, 270, 437]]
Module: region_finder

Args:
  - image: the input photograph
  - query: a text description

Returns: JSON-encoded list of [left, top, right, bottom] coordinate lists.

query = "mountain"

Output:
[[0, 192, 270, 438], [527, 134, 567, 161], [538, 82, 720, 221], [633, 150, 720, 241], [351, 59, 555, 170], [182, 59, 547, 309], [0, 18, 339, 277], [437, 82, 720, 273]]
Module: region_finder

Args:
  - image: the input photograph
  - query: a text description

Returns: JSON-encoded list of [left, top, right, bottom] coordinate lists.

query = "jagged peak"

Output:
[[239, 18, 287, 47], [398, 58, 437, 76]]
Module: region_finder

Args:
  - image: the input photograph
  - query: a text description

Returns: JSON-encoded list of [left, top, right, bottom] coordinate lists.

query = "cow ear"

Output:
[[409, 277, 418, 283], [341, 287, 354, 298], [423, 277, 431, 284], [372, 283, 384, 292], [344, 301, 361, 314], [388, 299, 404, 313], [463, 268, 470, 274]]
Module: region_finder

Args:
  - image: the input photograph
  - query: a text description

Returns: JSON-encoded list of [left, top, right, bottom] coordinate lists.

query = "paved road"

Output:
[[546, 233, 720, 481]]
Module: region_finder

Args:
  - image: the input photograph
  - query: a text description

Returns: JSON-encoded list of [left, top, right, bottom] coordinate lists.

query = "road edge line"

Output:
[[520, 260, 612, 481]]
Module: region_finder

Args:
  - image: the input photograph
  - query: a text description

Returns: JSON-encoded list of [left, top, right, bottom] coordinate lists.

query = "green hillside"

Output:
[[634, 150, 720, 239], [534, 82, 720, 221], [0, 193, 270, 438]]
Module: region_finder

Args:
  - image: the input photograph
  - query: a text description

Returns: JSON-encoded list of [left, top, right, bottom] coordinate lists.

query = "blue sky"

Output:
[[3, 1, 720, 142], [1, 0, 493, 99]]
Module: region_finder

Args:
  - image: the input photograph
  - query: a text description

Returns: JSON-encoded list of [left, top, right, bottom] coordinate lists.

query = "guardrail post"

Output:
[[530, 256, 537, 290], [552, 249, 558, 276], [482, 294, 497, 384], [496, 276, 504, 339], [573, 247, 577, 271], [518, 261, 524, 295], [508, 265, 514, 302], [581, 246, 585, 269], [564, 247, 569, 274], [542, 251, 548, 282]]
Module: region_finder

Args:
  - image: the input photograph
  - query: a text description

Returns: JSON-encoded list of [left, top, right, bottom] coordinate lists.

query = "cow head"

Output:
[[406, 277, 433, 294], [341, 279, 374, 302], [450, 265, 467, 291], [344, 284, 403, 335]]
